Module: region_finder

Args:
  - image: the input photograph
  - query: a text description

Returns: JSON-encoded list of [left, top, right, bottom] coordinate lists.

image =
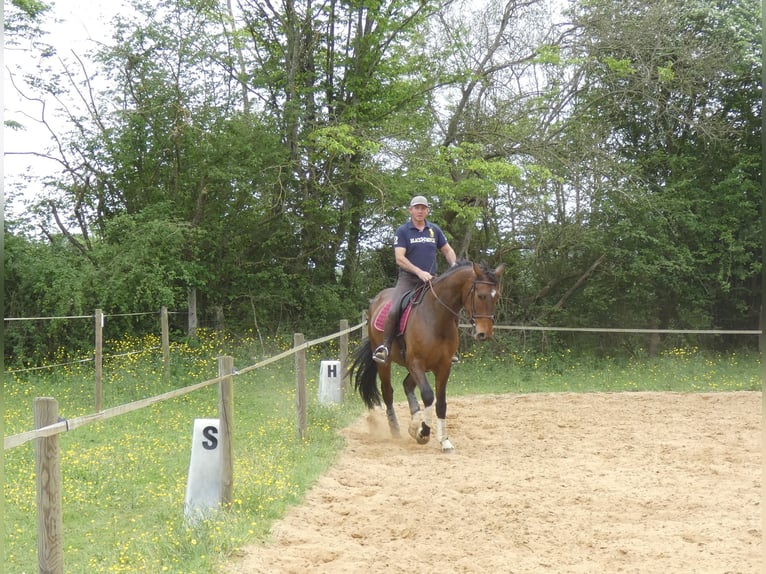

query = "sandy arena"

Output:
[[223, 392, 762, 573]]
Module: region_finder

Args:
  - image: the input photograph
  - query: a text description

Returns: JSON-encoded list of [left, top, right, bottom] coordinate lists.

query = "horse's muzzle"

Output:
[[472, 323, 493, 341]]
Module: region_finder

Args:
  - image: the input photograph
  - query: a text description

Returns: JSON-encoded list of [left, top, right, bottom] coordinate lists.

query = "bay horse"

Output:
[[348, 261, 504, 452]]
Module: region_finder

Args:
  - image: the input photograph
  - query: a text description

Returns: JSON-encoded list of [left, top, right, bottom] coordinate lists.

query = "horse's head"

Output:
[[466, 262, 505, 341]]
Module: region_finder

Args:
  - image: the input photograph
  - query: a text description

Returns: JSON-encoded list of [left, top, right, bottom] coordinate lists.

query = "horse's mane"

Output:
[[435, 260, 500, 283], [434, 260, 471, 281]]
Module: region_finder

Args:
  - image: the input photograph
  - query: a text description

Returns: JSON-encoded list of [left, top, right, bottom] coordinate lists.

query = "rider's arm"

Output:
[[441, 243, 457, 267], [395, 247, 432, 282]]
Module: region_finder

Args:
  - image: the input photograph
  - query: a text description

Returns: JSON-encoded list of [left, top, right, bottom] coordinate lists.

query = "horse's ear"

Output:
[[494, 263, 505, 278]]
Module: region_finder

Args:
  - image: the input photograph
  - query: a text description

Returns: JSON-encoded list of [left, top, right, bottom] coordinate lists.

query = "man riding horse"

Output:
[[373, 195, 458, 365]]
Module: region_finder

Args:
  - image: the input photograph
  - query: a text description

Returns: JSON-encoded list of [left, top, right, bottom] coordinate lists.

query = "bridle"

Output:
[[428, 278, 499, 327], [464, 280, 499, 327]]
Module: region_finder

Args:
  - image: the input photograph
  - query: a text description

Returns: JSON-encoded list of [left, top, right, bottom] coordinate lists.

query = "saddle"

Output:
[[372, 284, 429, 334]]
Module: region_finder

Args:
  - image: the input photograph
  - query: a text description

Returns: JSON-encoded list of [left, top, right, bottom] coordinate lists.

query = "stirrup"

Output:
[[372, 345, 389, 364]]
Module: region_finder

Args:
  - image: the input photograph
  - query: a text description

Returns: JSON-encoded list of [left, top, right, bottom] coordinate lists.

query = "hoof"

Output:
[[409, 421, 430, 445], [440, 438, 455, 452]]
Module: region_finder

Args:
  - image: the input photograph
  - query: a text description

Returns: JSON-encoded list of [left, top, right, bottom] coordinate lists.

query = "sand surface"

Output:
[[223, 392, 762, 573]]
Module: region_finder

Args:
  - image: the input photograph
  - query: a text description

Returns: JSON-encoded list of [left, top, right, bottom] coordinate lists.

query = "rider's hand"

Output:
[[419, 271, 434, 282]]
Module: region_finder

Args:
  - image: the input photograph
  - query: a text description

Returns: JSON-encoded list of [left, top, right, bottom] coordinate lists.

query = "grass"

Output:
[[3, 331, 761, 573], [447, 344, 761, 395], [5, 330, 365, 574]]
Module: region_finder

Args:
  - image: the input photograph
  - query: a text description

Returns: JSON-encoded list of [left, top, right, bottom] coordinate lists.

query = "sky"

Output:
[[4, 0, 125, 219]]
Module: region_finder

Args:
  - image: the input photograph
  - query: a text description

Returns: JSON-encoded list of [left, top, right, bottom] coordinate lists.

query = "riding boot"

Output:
[[373, 310, 397, 364]]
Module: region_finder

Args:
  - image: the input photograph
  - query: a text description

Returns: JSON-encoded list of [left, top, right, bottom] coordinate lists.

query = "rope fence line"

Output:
[[235, 322, 362, 376], [6, 346, 163, 375], [3, 321, 367, 451], [104, 311, 158, 318], [6, 357, 94, 374], [6, 319, 760, 375], [6, 309, 759, 335], [4, 315, 94, 321], [479, 325, 762, 335], [4, 374, 228, 450], [106, 346, 161, 358], [4, 310, 185, 321]]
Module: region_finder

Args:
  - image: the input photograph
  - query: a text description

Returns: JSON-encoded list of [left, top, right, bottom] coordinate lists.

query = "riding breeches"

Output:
[[381, 273, 422, 345]]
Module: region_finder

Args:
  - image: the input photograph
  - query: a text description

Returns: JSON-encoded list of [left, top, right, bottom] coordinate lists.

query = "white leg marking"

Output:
[[423, 404, 434, 429], [436, 418, 454, 452], [408, 410, 423, 440]]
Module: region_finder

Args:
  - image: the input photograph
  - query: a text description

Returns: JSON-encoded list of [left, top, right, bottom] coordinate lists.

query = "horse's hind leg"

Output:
[[385, 405, 400, 436], [379, 364, 400, 437]]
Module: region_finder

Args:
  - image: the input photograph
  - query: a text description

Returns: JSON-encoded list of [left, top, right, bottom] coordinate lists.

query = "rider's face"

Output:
[[409, 205, 429, 222]]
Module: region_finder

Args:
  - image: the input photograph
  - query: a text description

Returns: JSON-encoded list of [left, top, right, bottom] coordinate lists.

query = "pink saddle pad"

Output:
[[372, 300, 412, 334]]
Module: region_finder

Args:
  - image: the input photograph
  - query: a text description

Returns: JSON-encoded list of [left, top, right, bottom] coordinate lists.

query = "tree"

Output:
[[4, 221, 97, 359], [3, 0, 759, 353], [554, 0, 761, 340]]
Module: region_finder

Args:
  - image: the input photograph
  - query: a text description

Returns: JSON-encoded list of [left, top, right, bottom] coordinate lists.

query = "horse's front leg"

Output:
[[403, 372, 433, 445], [378, 363, 400, 437], [433, 366, 454, 452]]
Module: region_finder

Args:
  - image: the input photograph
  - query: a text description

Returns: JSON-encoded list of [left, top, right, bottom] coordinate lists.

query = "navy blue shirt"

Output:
[[394, 220, 449, 278]]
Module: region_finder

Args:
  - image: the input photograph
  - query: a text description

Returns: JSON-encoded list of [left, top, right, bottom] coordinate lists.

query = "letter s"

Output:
[[202, 425, 218, 450]]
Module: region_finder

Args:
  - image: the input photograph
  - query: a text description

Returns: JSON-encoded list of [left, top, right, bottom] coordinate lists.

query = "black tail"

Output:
[[347, 338, 381, 409]]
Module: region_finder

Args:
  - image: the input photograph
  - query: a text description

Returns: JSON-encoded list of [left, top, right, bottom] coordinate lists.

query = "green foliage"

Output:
[[94, 208, 206, 309], [603, 56, 636, 76], [534, 44, 562, 65], [4, 226, 97, 360], [4, 206, 208, 361], [656, 61, 675, 82], [308, 124, 382, 159], [536, 0, 763, 333], [3, 0, 760, 356], [4, 0, 50, 33], [10, 0, 49, 17]]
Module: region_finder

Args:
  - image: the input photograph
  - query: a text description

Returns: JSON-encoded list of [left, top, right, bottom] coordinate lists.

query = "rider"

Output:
[[372, 195, 458, 364]]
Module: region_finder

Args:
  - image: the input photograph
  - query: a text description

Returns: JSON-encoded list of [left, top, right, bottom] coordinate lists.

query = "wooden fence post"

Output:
[[160, 306, 170, 373], [94, 309, 103, 412], [35, 397, 64, 574], [217, 356, 234, 506], [188, 288, 198, 341], [294, 333, 307, 440], [339, 319, 349, 399]]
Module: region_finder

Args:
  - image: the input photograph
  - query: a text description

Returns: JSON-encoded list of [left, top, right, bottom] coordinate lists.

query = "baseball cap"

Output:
[[409, 195, 429, 208]]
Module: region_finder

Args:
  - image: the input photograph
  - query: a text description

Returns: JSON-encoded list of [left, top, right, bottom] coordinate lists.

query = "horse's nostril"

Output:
[[476, 332, 487, 341]]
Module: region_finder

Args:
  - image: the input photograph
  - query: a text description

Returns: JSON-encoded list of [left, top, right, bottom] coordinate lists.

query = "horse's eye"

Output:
[[478, 294, 486, 300]]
